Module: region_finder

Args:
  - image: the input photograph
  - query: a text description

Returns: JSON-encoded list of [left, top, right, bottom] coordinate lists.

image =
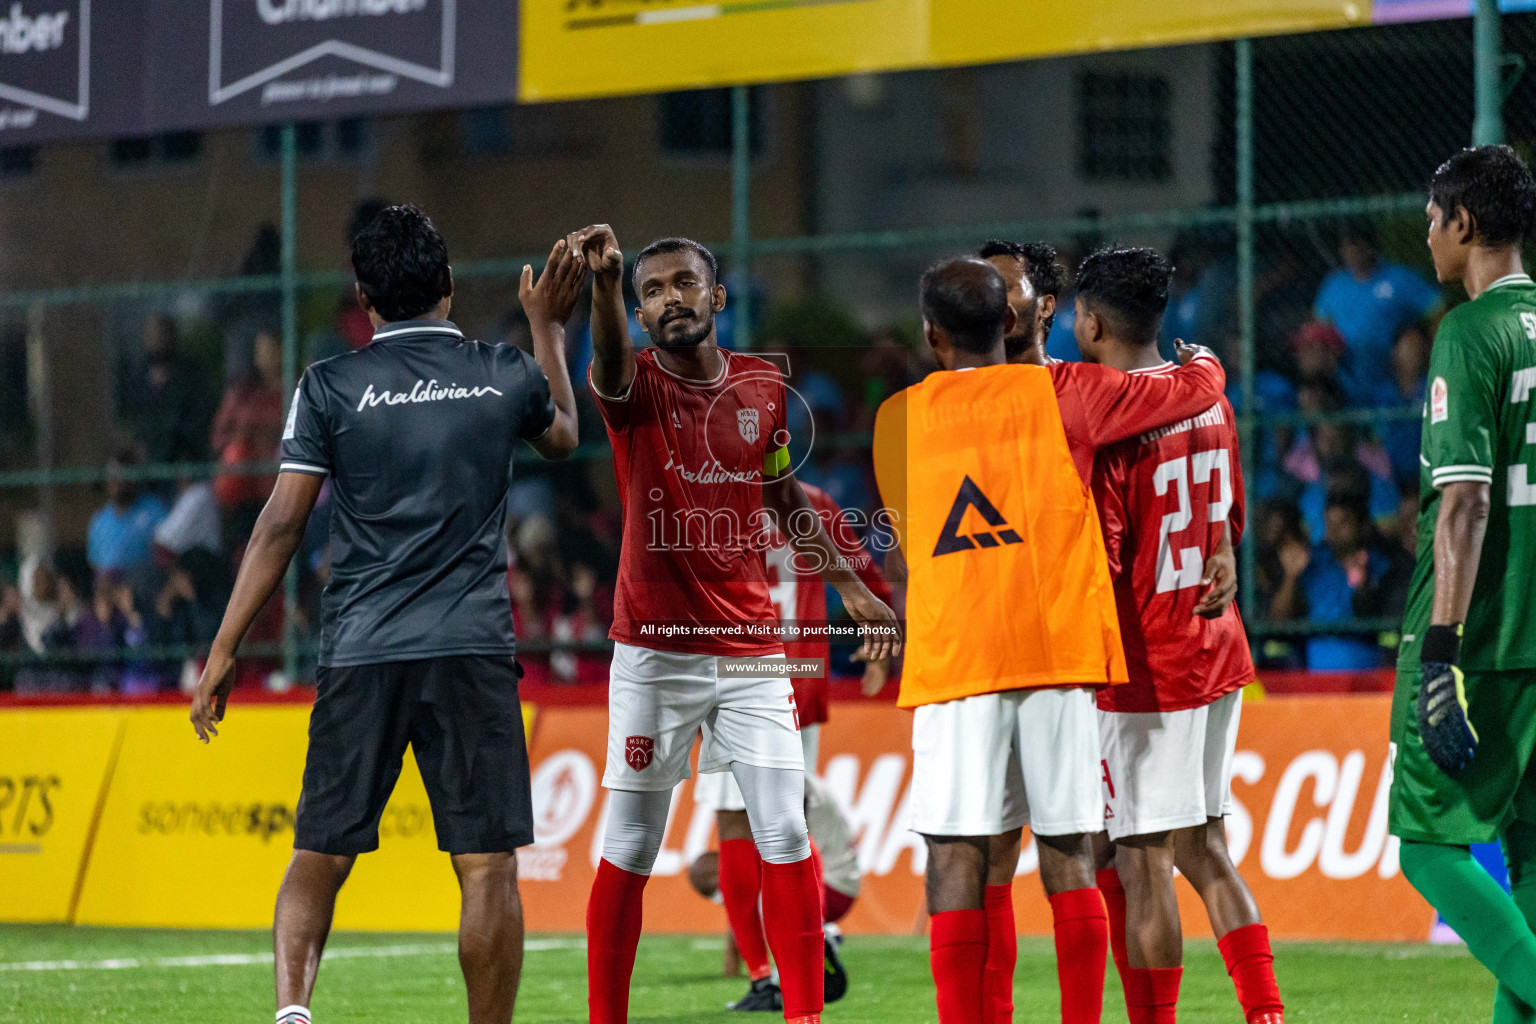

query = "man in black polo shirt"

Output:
[[189, 205, 583, 1024]]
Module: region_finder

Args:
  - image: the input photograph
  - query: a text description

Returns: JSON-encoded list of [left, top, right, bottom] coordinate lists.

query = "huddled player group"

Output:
[[188, 143, 1536, 1024]]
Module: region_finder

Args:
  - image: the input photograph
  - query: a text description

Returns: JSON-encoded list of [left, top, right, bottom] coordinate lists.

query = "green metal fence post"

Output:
[[1474, 0, 1504, 146], [1236, 40, 1258, 635], [280, 122, 300, 684], [732, 85, 753, 350]]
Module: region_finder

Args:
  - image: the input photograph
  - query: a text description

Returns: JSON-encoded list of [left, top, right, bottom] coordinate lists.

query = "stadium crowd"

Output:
[[0, 210, 1446, 692]]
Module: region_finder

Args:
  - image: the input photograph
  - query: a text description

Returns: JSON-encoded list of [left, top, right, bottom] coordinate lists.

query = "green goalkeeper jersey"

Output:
[[1399, 272, 1536, 672]]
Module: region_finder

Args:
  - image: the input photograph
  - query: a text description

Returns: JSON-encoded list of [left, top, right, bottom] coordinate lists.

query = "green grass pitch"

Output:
[[0, 926, 1496, 1022]]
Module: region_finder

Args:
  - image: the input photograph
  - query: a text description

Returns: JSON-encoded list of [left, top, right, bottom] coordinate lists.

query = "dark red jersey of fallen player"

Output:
[[765, 482, 892, 726], [1091, 363, 1255, 713], [592, 347, 789, 656]]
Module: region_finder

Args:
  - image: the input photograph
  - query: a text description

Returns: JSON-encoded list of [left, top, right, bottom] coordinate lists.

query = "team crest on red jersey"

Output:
[[737, 407, 760, 443], [625, 735, 655, 771]]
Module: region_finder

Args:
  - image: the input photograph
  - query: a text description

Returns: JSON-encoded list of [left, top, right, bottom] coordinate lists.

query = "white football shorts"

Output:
[[603, 642, 804, 792], [1098, 689, 1242, 841], [910, 687, 1102, 838]]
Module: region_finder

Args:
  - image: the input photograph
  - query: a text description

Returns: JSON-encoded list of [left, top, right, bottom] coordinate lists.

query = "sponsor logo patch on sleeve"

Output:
[[1431, 376, 1448, 424]]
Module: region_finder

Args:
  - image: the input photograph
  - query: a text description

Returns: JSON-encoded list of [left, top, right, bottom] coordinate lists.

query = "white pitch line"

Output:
[[0, 937, 584, 973]]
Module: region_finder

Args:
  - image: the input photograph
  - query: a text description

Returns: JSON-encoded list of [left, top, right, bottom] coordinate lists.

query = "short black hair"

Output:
[[632, 237, 718, 293], [350, 204, 450, 323], [978, 239, 1067, 331], [1075, 247, 1174, 348], [348, 197, 391, 244], [920, 257, 1009, 355], [1429, 144, 1536, 247]]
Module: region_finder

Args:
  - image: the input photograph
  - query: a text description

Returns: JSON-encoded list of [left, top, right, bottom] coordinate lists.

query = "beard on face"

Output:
[[652, 307, 713, 349]]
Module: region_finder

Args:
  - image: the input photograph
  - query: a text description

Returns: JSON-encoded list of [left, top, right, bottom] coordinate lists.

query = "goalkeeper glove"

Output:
[[1418, 624, 1478, 774]]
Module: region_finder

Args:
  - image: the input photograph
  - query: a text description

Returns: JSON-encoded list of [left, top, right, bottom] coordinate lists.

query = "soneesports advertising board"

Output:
[[144, 0, 518, 131], [0, 695, 1431, 938], [0, 709, 123, 923]]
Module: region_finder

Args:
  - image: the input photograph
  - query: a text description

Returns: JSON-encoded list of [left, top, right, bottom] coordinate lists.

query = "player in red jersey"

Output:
[[979, 239, 1067, 367], [1074, 248, 1283, 1024], [693, 480, 890, 1010], [570, 224, 899, 1024], [871, 258, 1228, 1024]]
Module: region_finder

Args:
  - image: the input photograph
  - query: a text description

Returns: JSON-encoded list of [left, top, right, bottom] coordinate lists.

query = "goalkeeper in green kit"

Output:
[[1390, 144, 1536, 1020]]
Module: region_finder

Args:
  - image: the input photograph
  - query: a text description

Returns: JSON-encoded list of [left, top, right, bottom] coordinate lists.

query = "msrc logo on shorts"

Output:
[[625, 735, 655, 772]]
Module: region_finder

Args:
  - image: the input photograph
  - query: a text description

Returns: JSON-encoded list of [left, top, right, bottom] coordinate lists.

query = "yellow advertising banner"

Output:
[[520, 0, 1366, 101], [520, 0, 930, 101], [72, 703, 536, 931], [931, 1, 1365, 68], [0, 710, 124, 923]]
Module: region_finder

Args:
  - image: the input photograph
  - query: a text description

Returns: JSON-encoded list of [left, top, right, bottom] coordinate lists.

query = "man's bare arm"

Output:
[[761, 476, 901, 661], [1431, 481, 1491, 626], [573, 224, 633, 399], [521, 239, 584, 459], [190, 472, 322, 741]]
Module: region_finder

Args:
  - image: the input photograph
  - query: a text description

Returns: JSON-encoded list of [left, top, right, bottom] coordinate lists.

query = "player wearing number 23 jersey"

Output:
[[1094, 373, 1254, 716]]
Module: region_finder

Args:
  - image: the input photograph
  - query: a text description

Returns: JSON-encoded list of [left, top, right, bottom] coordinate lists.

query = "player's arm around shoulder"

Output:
[[1051, 342, 1226, 449]]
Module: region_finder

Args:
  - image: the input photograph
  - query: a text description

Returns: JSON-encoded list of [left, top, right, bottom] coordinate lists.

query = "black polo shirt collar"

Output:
[[371, 318, 465, 343]]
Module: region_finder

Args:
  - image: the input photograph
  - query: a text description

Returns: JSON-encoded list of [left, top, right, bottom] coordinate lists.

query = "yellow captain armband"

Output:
[[763, 444, 791, 478]]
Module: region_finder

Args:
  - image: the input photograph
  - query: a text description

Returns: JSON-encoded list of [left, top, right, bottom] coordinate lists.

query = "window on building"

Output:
[[1076, 72, 1172, 183], [658, 88, 763, 158], [458, 103, 589, 159], [110, 132, 203, 169], [257, 119, 369, 162], [0, 145, 37, 179]]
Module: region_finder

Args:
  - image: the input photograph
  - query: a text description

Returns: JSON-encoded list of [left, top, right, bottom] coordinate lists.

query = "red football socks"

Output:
[[718, 839, 773, 981], [761, 856, 825, 1021], [1218, 924, 1284, 1024], [930, 908, 988, 1024], [587, 859, 649, 1024], [1049, 887, 1109, 1024], [982, 884, 1017, 1024], [1124, 966, 1182, 1024]]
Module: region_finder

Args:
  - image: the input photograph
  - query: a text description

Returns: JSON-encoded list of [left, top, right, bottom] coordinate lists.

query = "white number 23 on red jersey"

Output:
[[1152, 449, 1233, 594]]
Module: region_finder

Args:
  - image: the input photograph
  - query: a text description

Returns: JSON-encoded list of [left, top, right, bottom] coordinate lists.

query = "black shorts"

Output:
[[294, 655, 533, 856]]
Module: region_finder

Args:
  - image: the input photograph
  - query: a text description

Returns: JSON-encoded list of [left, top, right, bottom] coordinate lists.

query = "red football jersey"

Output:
[[592, 348, 789, 656], [764, 482, 892, 725], [1092, 364, 1256, 712]]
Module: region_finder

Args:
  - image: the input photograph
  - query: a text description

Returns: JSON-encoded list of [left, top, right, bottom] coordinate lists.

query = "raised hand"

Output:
[[519, 238, 586, 328], [570, 224, 622, 285]]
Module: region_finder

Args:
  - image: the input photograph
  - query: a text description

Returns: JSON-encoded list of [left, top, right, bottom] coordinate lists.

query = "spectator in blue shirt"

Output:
[[1272, 487, 1389, 670], [87, 456, 168, 575], [1313, 221, 1442, 406], [1370, 322, 1431, 488]]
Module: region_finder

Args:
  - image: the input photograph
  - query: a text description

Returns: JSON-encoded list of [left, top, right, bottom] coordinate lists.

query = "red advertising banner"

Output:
[[518, 695, 1433, 942]]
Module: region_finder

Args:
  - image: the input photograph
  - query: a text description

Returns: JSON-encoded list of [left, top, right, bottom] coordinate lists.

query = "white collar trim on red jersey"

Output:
[[652, 347, 731, 389]]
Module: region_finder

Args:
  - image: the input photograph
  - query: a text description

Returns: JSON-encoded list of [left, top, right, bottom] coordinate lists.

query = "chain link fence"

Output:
[[0, 14, 1531, 692]]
